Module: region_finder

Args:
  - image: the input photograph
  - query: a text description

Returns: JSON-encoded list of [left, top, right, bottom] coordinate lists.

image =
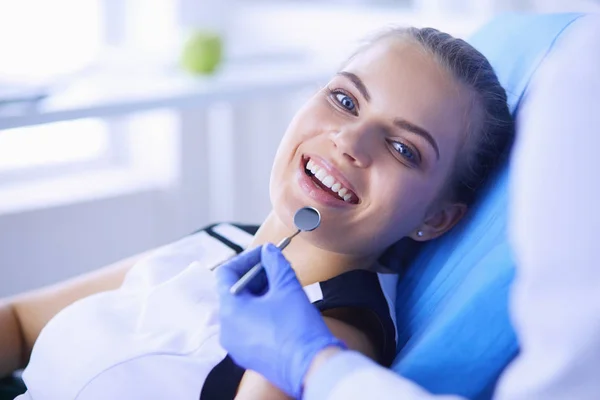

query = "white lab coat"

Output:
[[304, 14, 600, 400]]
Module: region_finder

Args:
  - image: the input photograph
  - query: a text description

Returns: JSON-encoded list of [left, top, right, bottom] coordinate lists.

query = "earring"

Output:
[[417, 231, 424, 237]]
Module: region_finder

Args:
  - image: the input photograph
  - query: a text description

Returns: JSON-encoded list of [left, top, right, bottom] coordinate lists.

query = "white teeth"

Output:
[[306, 159, 319, 174], [322, 175, 335, 188], [305, 158, 356, 203]]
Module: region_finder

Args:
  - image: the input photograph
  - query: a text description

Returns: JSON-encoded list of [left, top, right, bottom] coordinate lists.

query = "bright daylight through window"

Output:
[[0, 0, 105, 178]]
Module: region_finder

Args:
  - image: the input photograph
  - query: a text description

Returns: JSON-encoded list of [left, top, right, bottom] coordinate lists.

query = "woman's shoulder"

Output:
[[313, 269, 399, 366]]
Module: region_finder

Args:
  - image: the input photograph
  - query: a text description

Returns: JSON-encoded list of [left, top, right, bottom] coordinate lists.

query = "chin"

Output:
[[270, 188, 300, 232]]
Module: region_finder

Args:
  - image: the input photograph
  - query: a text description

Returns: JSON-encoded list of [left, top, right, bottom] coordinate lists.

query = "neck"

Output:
[[250, 211, 379, 286]]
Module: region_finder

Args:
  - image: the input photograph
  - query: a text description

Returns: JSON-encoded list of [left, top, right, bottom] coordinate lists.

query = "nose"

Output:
[[330, 122, 375, 168]]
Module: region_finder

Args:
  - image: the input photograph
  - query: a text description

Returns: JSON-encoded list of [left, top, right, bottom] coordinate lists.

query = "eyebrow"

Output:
[[337, 71, 371, 102], [394, 119, 440, 160]]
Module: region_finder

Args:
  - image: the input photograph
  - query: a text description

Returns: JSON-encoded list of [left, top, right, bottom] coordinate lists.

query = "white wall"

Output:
[[0, 190, 176, 296]]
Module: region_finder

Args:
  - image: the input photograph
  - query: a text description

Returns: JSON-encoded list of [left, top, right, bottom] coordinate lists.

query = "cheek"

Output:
[[286, 97, 335, 141], [370, 171, 437, 232], [271, 98, 335, 174], [269, 98, 329, 201]]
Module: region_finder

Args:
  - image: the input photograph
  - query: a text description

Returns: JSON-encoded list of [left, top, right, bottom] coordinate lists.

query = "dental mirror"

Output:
[[229, 206, 321, 295], [293, 206, 321, 233]]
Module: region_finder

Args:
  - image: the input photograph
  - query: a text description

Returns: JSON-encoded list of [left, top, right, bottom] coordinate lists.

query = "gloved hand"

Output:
[[215, 244, 346, 398]]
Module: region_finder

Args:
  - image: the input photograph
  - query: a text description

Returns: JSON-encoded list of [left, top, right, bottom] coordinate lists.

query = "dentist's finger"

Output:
[[215, 246, 262, 289], [261, 244, 301, 289]]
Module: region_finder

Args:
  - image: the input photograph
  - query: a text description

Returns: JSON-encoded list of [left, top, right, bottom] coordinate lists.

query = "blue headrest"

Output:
[[390, 13, 583, 399]]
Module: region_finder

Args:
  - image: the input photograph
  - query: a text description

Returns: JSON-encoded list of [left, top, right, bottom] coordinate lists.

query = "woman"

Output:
[[1, 27, 513, 400]]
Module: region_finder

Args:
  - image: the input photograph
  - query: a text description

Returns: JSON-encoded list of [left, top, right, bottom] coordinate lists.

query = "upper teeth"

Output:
[[306, 159, 354, 202]]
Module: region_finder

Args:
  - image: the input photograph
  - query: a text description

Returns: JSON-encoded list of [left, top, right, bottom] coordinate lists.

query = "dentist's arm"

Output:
[[302, 347, 461, 400]]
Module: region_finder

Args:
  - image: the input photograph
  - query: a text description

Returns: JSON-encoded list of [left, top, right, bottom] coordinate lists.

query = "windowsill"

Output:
[[0, 56, 332, 130]]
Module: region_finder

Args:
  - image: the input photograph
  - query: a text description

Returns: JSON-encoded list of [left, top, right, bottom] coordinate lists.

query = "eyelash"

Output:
[[327, 87, 358, 115], [326, 87, 421, 166], [389, 140, 421, 166]]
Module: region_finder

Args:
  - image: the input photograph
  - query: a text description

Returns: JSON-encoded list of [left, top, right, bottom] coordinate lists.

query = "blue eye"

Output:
[[391, 141, 417, 162], [335, 93, 356, 111]]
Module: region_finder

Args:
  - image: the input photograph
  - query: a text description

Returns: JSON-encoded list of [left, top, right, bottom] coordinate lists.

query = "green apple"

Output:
[[180, 30, 223, 75]]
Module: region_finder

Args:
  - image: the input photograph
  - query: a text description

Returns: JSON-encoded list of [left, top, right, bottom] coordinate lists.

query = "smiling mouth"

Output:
[[303, 157, 359, 204]]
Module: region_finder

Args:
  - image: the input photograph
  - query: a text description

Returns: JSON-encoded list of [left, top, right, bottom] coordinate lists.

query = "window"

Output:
[[0, 0, 106, 183], [0, 0, 102, 80]]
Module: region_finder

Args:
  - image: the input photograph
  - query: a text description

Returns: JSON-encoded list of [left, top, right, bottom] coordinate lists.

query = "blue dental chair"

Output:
[[0, 12, 587, 400]]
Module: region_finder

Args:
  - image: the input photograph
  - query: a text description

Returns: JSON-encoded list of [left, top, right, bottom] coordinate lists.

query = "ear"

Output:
[[409, 202, 467, 241]]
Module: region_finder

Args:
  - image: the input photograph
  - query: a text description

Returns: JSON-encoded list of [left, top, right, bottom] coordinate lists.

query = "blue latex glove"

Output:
[[215, 243, 346, 398]]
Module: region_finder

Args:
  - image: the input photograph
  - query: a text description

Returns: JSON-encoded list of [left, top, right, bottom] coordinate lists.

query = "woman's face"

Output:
[[270, 39, 475, 256]]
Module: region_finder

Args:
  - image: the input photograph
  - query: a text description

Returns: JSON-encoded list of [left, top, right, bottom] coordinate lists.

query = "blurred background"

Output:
[[1, 0, 598, 297]]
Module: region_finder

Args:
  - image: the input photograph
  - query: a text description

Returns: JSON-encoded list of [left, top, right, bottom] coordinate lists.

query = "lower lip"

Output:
[[296, 159, 354, 208]]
